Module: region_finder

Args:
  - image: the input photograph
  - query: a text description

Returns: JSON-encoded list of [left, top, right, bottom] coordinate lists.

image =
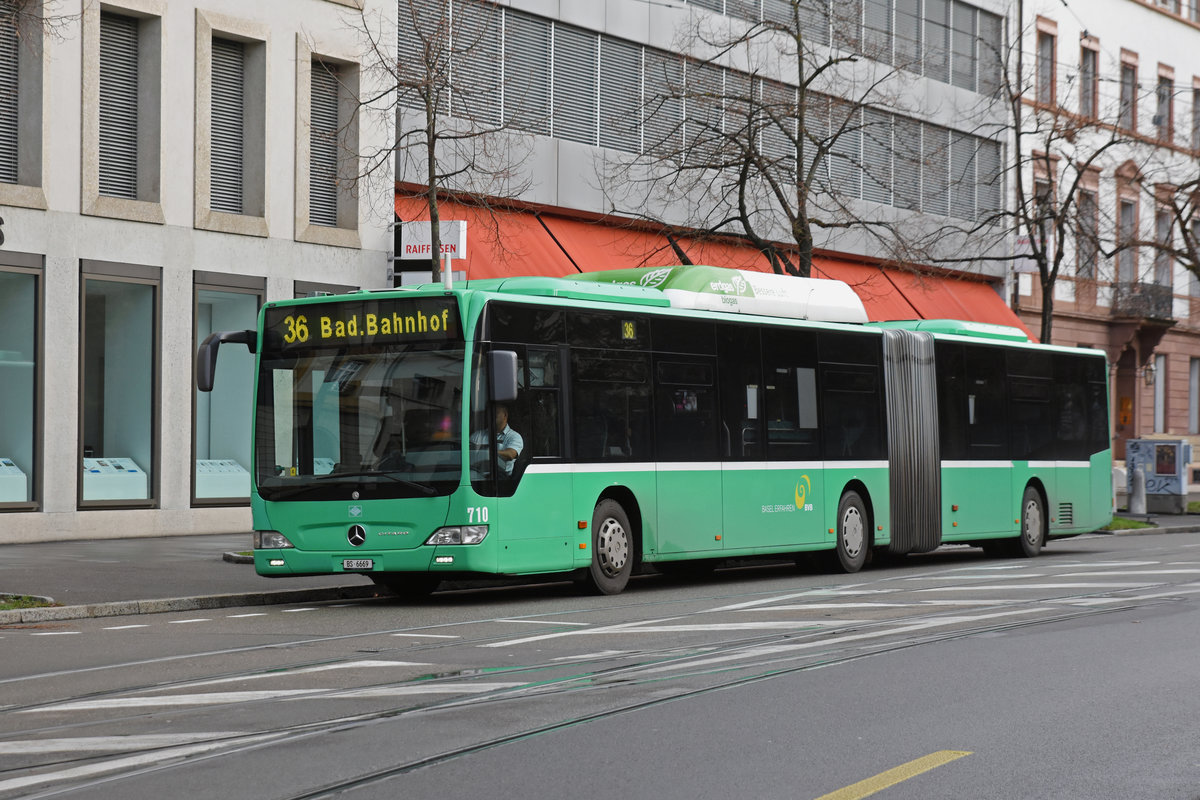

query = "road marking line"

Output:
[[813, 750, 972, 800], [168, 619, 211, 624], [0, 734, 286, 794], [0, 733, 250, 754], [282, 608, 317, 613], [227, 613, 268, 618], [30, 632, 80, 636], [102, 624, 148, 630], [182, 660, 429, 687], [496, 619, 590, 626], [913, 583, 1149, 591]]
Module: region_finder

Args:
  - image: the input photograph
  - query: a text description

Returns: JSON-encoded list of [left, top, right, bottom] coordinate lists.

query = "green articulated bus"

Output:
[[196, 265, 1112, 596]]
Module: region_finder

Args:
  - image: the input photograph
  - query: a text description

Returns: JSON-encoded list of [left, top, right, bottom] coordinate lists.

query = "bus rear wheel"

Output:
[[834, 491, 869, 573], [370, 573, 440, 600], [585, 499, 633, 595], [1017, 486, 1045, 558]]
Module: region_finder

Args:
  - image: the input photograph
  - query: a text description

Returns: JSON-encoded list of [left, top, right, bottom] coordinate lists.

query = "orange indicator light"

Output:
[[579, 543, 587, 549], [877, 525, 883, 531], [828, 528, 835, 534], [952, 521, 958, 527], [578, 521, 587, 529], [952, 505, 959, 512], [715, 535, 722, 541]]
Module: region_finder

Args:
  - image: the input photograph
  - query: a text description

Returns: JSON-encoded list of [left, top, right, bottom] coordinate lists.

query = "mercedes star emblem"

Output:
[[347, 525, 367, 547]]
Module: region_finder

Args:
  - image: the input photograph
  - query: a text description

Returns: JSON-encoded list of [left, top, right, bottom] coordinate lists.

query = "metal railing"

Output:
[[1112, 282, 1174, 320]]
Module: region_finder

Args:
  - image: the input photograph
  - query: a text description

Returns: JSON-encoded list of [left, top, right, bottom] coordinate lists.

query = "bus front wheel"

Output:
[[586, 499, 633, 595], [1017, 486, 1045, 558], [834, 491, 869, 573]]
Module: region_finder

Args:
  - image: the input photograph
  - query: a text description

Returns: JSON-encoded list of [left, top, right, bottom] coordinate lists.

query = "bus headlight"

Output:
[[425, 526, 488, 545], [254, 530, 295, 549]]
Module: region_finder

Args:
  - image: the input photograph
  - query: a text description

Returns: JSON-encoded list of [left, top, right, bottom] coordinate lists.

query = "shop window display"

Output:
[[194, 288, 256, 500], [0, 271, 36, 505], [81, 278, 155, 502]]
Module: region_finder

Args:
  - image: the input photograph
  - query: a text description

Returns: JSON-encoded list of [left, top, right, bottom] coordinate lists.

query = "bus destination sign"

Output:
[[264, 297, 460, 351]]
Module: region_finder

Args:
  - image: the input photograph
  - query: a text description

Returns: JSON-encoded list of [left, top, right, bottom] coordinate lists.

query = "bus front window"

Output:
[[256, 345, 465, 501]]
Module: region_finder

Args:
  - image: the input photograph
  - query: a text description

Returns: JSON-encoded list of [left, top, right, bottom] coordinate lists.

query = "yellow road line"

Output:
[[813, 750, 973, 800]]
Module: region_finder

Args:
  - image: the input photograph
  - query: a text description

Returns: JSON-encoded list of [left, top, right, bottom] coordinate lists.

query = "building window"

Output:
[[1117, 198, 1138, 283], [80, 267, 159, 506], [98, 13, 139, 199], [1190, 357, 1199, 434], [950, 1, 977, 91], [194, 12, 266, 236], [0, 0, 49, 208], [194, 280, 260, 503], [308, 61, 339, 227], [210, 37, 245, 214], [1155, 208, 1173, 286], [1080, 46, 1098, 118], [1192, 87, 1200, 151], [1154, 354, 1166, 434], [0, 261, 39, 508], [923, 0, 951, 84], [83, 4, 162, 221], [1077, 189, 1098, 279], [1120, 61, 1137, 131], [1156, 74, 1174, 143], [1036, 29, 1055, 106]]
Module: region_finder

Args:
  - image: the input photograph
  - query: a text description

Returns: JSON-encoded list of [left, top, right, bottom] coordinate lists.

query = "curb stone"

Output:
[[0, 585, 380, 625]]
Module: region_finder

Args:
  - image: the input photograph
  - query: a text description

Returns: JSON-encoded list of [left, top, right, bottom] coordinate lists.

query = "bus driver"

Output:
[[470, 404, 523, 476]]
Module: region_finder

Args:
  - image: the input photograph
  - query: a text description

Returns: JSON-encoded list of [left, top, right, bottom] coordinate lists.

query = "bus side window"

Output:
[[717, 325, 762, 459], [761, 329, 819, 461], [571, 350, 650, 460]]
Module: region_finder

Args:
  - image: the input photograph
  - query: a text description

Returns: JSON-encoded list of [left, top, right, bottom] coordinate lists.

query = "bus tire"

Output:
[[585, 499, 633, 595], [1017, 486, 1045, 558], [370, 573, 440, 600], [834, 491, 869, 573]]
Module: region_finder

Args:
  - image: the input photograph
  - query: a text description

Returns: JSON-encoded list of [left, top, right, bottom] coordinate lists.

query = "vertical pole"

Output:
[[443, 254, 453, 291]]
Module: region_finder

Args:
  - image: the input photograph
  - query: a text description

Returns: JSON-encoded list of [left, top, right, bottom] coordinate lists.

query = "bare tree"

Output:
[[602, 0, 1005, 279], [355, 0, 539, 283]]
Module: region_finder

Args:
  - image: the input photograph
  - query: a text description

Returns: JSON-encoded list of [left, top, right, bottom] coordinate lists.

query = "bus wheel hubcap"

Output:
[[842, 508, 864, 557], [597, 518, 629, 576], [1024, 500, 1041, 544]]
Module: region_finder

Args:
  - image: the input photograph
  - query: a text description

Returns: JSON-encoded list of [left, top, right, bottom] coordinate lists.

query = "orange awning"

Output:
[[538, 215, 683, 272], [394, 196, 577, 278], [811, 257, 921, 321], [394, 195, 1031, 338], [886, 270, 1036, 340]]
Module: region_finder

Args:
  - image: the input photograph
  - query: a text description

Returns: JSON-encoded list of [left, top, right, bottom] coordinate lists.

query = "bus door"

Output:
[[653, 356, 723, 555]]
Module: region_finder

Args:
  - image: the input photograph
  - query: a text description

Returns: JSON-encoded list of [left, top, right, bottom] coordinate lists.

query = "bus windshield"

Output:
[[254, 297, 465, 501]]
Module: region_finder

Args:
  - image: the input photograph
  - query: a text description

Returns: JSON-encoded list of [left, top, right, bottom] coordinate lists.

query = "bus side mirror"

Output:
[[197, 329, 257, 392], [490, 350, 518, 403]]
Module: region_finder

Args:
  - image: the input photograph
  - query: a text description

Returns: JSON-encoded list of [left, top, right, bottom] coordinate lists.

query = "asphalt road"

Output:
[[3, 531, 1199, 800]]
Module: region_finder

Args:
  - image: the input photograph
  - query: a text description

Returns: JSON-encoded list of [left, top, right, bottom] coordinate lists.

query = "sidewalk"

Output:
[[3, 517, 1199, 624], [0, 533, 377, 624]]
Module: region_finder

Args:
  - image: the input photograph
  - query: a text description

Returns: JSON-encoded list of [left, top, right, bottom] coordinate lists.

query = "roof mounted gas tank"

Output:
[[574, 265, 868, 324]]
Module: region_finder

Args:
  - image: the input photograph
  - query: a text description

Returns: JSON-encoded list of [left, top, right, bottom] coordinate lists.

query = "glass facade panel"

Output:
[[195, 288, 258, 501], [81, 278, 155, 502], [0, 270, 36, 504]]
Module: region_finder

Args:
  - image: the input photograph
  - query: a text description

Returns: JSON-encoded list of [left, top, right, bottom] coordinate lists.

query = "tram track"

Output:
[[4, 583, 1189, 799]]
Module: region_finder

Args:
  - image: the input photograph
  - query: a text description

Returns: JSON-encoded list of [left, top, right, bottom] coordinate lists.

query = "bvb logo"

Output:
[[794, 475, 811, 509]]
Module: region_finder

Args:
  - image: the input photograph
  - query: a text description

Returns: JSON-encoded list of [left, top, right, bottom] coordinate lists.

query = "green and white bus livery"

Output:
[[197, 266, 1111, 596]]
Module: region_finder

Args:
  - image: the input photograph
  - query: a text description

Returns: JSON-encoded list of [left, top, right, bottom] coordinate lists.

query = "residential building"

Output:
[[1011, 0, 1200, 462]]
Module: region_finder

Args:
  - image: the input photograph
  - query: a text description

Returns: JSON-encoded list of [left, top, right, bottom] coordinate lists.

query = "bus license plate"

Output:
[[342, 559, 374, 571]]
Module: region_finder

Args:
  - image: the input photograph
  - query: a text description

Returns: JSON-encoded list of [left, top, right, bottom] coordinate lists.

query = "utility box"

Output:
[[1125, 439, 1191, 514]]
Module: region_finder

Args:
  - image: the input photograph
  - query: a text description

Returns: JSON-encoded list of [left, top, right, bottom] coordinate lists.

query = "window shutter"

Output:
[[828, 99, 863, 200], [98, 12, 139, 199], [892, 116, 922, 211], [450, 0, 501, 126], [598, 37, 641, 153], [920, 123, 949, 216], [684, 60, 725, 166], [643, 48, 682, 156], [210, 37, 245, 215], [861, 107, 893, 205], [309, 62, 340, 228], [503, 12, 550, 135], [0, 4, 17, 184], [949, 131, 976, 220], [552, 24, 598, 146], [950, 1, 977, 91], [976, 138, 1002, 220]]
